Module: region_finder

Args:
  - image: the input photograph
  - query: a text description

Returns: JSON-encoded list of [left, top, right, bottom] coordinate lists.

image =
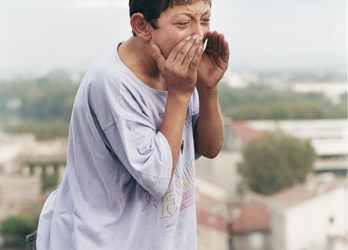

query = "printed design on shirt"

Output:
[[162, 160, 195, 219]]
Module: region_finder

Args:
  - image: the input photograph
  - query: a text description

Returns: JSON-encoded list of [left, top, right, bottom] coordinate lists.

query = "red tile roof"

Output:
[[196, 192, 222, 208], [271, 177, 347, 209], [229, 121, 263, 144], [231, 203, 270, 234], [197, 208, 228, 233]]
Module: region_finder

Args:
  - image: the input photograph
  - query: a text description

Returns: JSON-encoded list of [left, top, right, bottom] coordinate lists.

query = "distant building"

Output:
[[270, 174, 348, 250], [226, 175, 348, 250], [290, 82, 347, 104], [229, 203, 271, 250], [0, 133, 67, 176], [196, 151, 244, 202], [0, 133, 67, 221], [246, 119, 348, 176], [0, 134, 35, 174], [196, 119, 269, 250], [196, 177, 229, 250], [197, 119, 348, 250], [222, 71, 260, 89], [226, 120, 264, 150], [0, 175, 41, 221]]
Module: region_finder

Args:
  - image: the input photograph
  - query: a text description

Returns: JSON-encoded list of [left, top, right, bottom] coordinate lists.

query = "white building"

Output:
[[222, 71, 260, 89], [290, 82, 347, 104], [196, 151, 244, 201], [246, 119, 348, 175], [270, 174, 348, 250], [195, 177, 229, 250], [0, 133, 67, 220], [0, 175, 41, 221]]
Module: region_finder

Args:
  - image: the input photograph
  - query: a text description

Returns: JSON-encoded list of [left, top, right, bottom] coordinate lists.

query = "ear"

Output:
[[130, 13, 152, 41]]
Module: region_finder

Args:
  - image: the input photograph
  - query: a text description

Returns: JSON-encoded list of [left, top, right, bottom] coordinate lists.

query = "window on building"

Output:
[[249, 233, 264, 249]]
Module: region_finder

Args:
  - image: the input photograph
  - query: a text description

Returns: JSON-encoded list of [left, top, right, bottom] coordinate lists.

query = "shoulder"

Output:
[[73, 50, 127, 124], [83, 49, 132, 100], [79, 49, 150, 125], [87, 49, 123, 84]]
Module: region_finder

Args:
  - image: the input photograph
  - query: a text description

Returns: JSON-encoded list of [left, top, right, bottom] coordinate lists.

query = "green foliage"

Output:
[[0, 76, 78, 124], [1, 75, 346, 132], [218, 83, 347, 120], [0, 75, 77, 140], [41, 164, 60, 192], [3, 119, 69, 140], [241, 131, 316, 195], [0, 215, 37, 248]]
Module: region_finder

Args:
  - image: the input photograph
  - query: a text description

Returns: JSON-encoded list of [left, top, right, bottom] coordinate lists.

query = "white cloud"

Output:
[[64, 0, 128, 11]]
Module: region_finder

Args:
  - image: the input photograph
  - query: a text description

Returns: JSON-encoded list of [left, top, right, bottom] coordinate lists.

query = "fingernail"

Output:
[[193, 34, 198, 40], [186, 36, 192, 41]]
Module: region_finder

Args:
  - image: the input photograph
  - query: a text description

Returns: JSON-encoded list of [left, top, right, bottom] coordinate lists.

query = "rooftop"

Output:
[[231, 203, 270, 234], [271, 175, 347, 209]]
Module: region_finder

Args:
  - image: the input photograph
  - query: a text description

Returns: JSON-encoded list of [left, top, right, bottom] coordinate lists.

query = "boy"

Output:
[[34, 0, 229, 249]]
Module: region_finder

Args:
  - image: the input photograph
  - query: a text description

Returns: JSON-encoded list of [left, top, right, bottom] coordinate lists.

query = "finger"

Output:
[[189, 44, 204, 72], [206, 31, 218, 51], [151, 42, 166, 70], [221, 37, 230, 62], [216, 33, 222, 54], [217, 33, 225, 55], [182, 36, 202, 68], [167, 35, 194, 63], [172, 35, 198, 64], [212, 31, 219, 51]]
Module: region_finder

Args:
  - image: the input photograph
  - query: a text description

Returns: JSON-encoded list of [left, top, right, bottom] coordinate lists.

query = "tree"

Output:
[[0, 215, 37, 248], [217, 82, 347, 120], [0, 202, 41, 248], [240, 131, 316, 195], [41, 163, 60, 192], [3, 119, 69, 140]]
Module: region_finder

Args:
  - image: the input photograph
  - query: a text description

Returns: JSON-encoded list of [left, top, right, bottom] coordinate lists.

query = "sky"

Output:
[[0, 0, 346, 78]]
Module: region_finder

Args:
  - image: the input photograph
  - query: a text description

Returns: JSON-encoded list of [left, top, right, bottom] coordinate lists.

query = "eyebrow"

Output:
[[173, 10, 211, 18]]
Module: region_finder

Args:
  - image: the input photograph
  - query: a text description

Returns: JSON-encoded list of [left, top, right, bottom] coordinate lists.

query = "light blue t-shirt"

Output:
[[36, 47, 200, 250]]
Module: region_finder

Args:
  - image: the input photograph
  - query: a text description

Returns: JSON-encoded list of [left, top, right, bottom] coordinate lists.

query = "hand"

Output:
[[197, 31, 229, 90], [152, 35, 204, 98]]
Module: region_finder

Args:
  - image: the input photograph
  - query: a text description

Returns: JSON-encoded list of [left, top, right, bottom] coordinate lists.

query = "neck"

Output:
[[118, 37, 167, 91]]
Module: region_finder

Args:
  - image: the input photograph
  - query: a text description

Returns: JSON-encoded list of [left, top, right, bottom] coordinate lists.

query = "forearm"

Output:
[[154, 34, 204, 184], [160, 92, 191, 183], [195, 86, 224, 158]]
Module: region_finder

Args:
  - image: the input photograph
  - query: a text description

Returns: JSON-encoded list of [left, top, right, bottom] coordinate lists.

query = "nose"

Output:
[[192, 22, 205, 41]]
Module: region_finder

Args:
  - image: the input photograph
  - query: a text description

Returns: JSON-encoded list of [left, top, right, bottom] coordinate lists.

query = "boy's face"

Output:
[[150, 0, 211, 58]]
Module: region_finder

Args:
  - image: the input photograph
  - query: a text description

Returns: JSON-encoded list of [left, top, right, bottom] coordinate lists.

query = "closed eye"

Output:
[[176, 21, 190, 27]]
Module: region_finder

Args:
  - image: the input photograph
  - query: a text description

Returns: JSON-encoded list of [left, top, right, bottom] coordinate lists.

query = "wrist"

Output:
[[167, 90, 192, 105], [197, 85, 218, 98]]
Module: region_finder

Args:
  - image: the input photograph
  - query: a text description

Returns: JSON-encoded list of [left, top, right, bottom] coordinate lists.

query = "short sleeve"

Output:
[[104, 121, 172, 200], [88, 68, 173, 200]]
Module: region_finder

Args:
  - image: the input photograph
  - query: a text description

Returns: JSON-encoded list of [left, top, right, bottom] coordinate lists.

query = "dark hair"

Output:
[[129, 0, 211, 35]]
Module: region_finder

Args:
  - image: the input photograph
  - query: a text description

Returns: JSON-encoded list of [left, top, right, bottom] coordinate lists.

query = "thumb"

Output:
[[151, 42, 165, 70]]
